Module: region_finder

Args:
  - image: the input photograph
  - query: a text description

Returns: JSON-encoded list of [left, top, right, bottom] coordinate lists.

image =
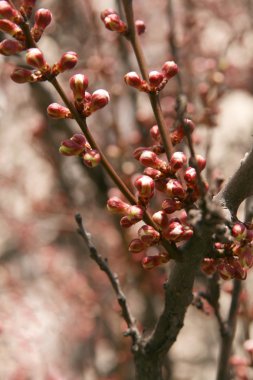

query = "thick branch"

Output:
[[214, 147, 253, 216]]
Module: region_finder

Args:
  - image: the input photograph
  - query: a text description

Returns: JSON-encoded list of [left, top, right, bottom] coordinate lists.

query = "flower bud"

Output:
[[90, 89, 110, 111], [0, 1, 22, 23], [183, 118, 195, 133], [26, 48, 47, 70], [127, 205, 144, 221], [35, 8, 52, 29], [139, 151, 168, 172], [59, 134, 88, 156], [103, 13, 127, 33], [162, 61, 179, 80], [82, 150, 101, 168], [201, 258, 217, 276], [69, 74, 89, 102], [107, 197, 130, 214], [135, 19, 146, 35], [152, 210, 169, 228], [0, 39, 23, 55], [142, 252, 170, 269], [47, 103, 71, 119], [0, 19, 24, 39], [134, 175, 154, 198], [20, 0, 36, 18], [232, 223, 247, 241], [189, 154, 206, 171], [162, 198, 183, 213], [124, 71, 142, 88], [184, 167, 197, 183], [150, 125, 161, 142], [236, 246, 253, 269], [55, 51, 78, 73], [138, 225, 160, 245], [120, 216, 135, 228], [166, 179, 185, 199], [148, 71, 164, 88], [143, 167, 163, 180], [10, 67, 36, 83], [100, 9, 116, 21], [170, 151, 187, 171], [129, 238, 146, 253]]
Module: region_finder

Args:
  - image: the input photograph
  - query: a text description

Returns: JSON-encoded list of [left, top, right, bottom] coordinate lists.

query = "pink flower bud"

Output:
[[0, 19, 23, 39], [0, 39, 23, 55], [59, 134, 87, 156], [184, 167, 197, 183], [138, 225, 160, 245], [82, 150, 101, 168], [139, 151, 168, 172], [162, 198, 183, 213], [135, 19, 146, 35], [0, 1, 22, 23], [124, 71, 142, 88], [195, 154, 206, 171], [103, 13, 127, 33], [56, 51, 78, 73], [143, 167, 163, 180], [129, 238, 146, 253], [142, 252, 170, 269], [232, 223, 247, 241], [20, 0, 36, 18], [47, 103, 71, 119], [100, 9, 116, 21], [90, 89, 110, 111], [162, 61, 179, 80], [152, 210, 169, 228], [134, 175, 154, 198], [127, 205, 144, 221], [148, 71, 164, 88], [10, 67, 36, 83], [166, 179, 185, 199], [107, 197, 130, 214], [170, 151, 187, 171], [35, 8, 52, 29], [69, 74, 89, 102], [150, 125, 161, 142], [26, 48, 47, 69], [120, 216, 135, 228], [163, 221, 185, 242]]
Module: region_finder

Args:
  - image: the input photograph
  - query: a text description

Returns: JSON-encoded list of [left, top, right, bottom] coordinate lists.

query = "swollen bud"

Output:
[[162, 61, 179, 80], [134, 175, 154, 198], [152, 210, 169, 228], [55, 51, 78, 74], [0, 39, 24, 55], [69, 74, 89, 102], [82, 150, 101, 168], [138, 225, 160, 245], [47, 103, 72, 119], [26, 48, 48, 70], [142, 252, 170, 269], [169, 151, 187, 171], [90, 89, 110, 111], [135, 20, 146, 35], [32, 8, 52, 41], [148, 71, 164, 88], [232, 223, 247, 241], [0, 1, 22, 23], [103, 13, 127, 33], [59, 134, 88, 156], [129, 238, 146, 253], [166, 179, 185, 199], [0, 19, 24, 40], [11, 67, 37, 83], [107, 197, 130, 214]]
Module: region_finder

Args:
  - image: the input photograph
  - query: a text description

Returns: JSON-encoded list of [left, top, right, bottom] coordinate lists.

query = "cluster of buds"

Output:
[[59, 133, 101, 168], [201, 222, 253, 280], [47, 74, 110, 119], [124, 61, 179, 93], [101, 9, 146, 35]]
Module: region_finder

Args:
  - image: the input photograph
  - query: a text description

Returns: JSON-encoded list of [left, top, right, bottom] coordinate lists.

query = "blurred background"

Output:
[[1, 0, 253, 379]]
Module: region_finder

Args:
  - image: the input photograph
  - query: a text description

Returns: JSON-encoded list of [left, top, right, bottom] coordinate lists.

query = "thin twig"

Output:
[[75, 213, 141, 349]]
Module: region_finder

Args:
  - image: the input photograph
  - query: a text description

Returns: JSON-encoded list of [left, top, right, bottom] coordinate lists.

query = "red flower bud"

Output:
[[232, 223, 247, 241], [162, 198, 183, 213], [35, 8, 52, 29], [139, 151, 168, 172], [0, 39, 23, 55], [162, 61, 179, 80], [150, 125, 161, 142], [201, 258, 217, 276], [148, 71, 164, 88], [47, 103, 72, 119], [82, 150, 101, 168], [138, 225, 160, 245], [20, 0, 36, 18], [142, 252, 170, 269], [26, 48, 47, 70], [69, 74, 89, 102], [134, 175, 154, 198], [184, 167, 197, 183], [124, 71, 142, 88], [166, 179, 185, 199], [129, 238, 146, 253], [135, 19, 146, 35], [183, 118, 195, 133], [90, 89, 110, 111], [127, 205, 144, 221], [103, 13, 127, 33], [10, 67, 37, 83], [0, 1, 22, 23], [152, 210, 169, 228], [120, 216, 135, 228], [195, 154, 206, 171], [100, 9, 116, 21], [163, 221, 185, 242], [107, 197, 130, 214], [236, 246, 253, 269], [0, 19, 23, 39], [143, 167, 163, 180], [170, 151, 187, 171], [59, 134, 87, 156], [55, 51, 78, 73]]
